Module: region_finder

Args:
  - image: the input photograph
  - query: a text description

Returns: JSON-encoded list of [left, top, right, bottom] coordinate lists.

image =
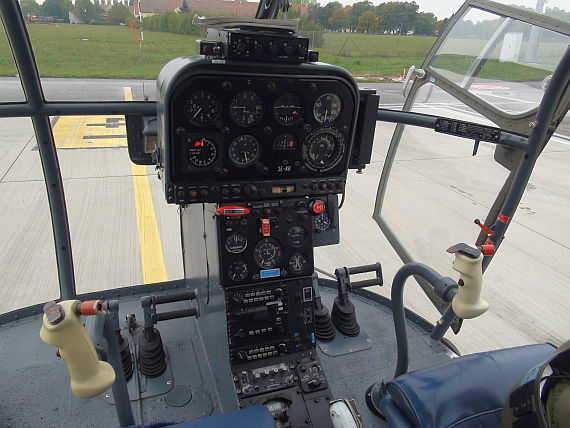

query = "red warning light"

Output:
[[289, 141, 294, 147], [194, 139, 204, 147]]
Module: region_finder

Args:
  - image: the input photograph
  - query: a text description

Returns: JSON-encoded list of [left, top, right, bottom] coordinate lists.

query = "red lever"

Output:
[[474, 219, 494, 237]]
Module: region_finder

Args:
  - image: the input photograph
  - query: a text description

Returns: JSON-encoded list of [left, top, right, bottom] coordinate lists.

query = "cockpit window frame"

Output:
[[413, 0, 570, 136]]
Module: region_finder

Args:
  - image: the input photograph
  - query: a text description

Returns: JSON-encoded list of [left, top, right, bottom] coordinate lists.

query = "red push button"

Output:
[[310, 200, 325, 214]]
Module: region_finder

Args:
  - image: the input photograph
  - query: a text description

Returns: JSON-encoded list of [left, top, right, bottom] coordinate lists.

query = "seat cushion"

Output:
[[383, 343, 556, 428], [164, 405, 275, 428]]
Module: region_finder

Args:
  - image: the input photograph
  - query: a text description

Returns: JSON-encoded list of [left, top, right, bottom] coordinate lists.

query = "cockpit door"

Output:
[[372, 0, 569, 313]]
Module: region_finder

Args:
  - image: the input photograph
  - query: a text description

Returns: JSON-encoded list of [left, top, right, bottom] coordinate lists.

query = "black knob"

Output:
[[200, 189, 208, 198], [268, 44, 278, 54], [283, 45, 293, 55], [278, 343, 287, 354], [222, 81, 232, 91], [274, 288, 283, 297], [319, 182, 327, 191], [298, 46, 307, 56], [310, 182, 318, 191], [236, 42, 245, 53], [232, 187, 241, 196], [244, 184, 257, 196], [327, 182, 335, 190], [221, 187, 230, 197]]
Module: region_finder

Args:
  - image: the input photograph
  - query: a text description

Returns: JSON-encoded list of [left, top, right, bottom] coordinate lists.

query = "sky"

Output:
[[334, 0, 569, 20]]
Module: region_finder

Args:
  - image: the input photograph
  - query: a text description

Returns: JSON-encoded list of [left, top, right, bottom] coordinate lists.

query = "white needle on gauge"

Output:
[[193, 107, 202, 118]]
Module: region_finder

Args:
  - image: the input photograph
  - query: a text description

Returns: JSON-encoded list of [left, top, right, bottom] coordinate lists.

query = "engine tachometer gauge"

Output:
[[254, 238, 283, 269], [187, 138, 217, 167], [302, 127, 345, 172], [229, 90, 264, 127], [288, 253, 308, 274], [228, 260, 249, 282], [313, 93, 341, 124], [273, 93, 304, 125], [229, 135, 260, 167], [184, 89, 221, 126], [225, 233, 247, 254]]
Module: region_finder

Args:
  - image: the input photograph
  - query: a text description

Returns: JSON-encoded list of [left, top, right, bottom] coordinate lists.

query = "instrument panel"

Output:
[[158, 59, 359, 205], [217, 198, 317, 287]]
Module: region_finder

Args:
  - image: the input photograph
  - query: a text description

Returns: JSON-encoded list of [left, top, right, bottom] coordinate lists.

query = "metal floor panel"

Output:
[[0, 285, 451, 427]]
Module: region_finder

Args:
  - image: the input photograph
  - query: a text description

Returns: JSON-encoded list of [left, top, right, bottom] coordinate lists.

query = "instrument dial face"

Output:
[[228, 260, 249, 282], [287, 225, 306, 248], [187, 138, 217, 167], [184, 89, 221, 126], [225, 233, 247, 254], [229, 90, 264, 127], [314, 211, 331, 231], [288, 253, 308, 274], [273, 133, 297, 151], [302, 127, 345, 172], [228, 135, 260, 167], [313, 93, 342, 124], [273, 93, 304, 126], [254, 238, 283, 269]]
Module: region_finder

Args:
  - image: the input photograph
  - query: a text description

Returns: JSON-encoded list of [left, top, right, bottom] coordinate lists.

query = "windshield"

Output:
[[429, 6, 569, 115]]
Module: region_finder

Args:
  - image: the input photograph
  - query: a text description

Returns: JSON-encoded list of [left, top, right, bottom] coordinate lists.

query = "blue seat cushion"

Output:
[[164, 405, 275, 428], [382, 343, 555, 428]]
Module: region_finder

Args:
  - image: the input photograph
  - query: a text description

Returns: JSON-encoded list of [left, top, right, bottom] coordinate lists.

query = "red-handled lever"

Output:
[[474, 219, 495, 256], [474, 219, 494, 237]]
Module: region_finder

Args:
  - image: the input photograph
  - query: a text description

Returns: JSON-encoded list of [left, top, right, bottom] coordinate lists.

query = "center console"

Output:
[[156, 28, 377, 426]]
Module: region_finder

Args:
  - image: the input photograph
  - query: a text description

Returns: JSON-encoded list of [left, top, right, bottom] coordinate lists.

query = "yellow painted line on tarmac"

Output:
[[52, 115, 127, 148], [125, 87, 168, 284]]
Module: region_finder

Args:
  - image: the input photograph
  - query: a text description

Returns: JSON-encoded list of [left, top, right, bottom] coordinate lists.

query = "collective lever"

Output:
[[40, 300, 116, 398]]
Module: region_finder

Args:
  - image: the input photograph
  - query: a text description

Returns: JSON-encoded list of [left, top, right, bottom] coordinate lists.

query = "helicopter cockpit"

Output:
[[0, 0, 569, 427]]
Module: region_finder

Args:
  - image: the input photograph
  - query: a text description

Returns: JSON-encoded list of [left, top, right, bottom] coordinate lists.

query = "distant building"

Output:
[[69, 11, 82, 24], [131, 0, 307, 19]]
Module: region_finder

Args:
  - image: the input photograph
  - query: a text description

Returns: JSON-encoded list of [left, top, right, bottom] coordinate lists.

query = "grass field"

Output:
[[0, 24, 564, 80], [0, 24, 431, 79]]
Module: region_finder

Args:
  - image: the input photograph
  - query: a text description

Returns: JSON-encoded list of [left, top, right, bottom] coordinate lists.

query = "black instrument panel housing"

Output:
[[157, 57, 360, 205]]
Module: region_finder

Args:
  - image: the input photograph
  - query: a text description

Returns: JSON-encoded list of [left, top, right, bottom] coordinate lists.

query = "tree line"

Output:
[[301, 1, 442, 36]]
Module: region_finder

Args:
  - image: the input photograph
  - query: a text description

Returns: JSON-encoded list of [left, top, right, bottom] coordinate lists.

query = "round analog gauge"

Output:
[[254, 238, 283, 269], [287, 225, 306, 248], [302, 127, 345, 172], [273, 133, 297, 151], [289, 253, 308, 274], [187, 138, 217, 167], [314, 211, 331, 231], [184, 89, 221, 126], [273, 93, 304, 125], [229, 90, 264, 126], [224, 233, 247, 254], [313, 93, 342, 124], [228, 260, 248, 282], [228, 135, 260, 167]]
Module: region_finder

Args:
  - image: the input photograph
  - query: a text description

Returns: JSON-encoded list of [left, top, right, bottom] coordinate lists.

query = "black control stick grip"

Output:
[[154, 290, 197, 305], [345, 262, 382, 276], [156, 308, 198, 321], [349, 278, 382, 289]]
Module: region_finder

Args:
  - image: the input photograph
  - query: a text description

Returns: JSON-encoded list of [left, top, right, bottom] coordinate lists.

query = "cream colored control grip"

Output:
[[40, 300, 115, 398], [451, 251, 489, 319]]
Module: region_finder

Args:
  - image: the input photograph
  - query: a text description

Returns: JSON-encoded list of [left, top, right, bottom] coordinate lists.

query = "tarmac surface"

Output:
[[0, 78, 568, 356]]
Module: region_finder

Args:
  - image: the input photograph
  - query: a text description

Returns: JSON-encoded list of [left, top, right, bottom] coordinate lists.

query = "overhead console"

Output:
[[156, 58, 360, 205]]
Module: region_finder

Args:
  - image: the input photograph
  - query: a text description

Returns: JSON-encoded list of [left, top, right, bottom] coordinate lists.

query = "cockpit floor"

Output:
[[0, 283, 452, 427]]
